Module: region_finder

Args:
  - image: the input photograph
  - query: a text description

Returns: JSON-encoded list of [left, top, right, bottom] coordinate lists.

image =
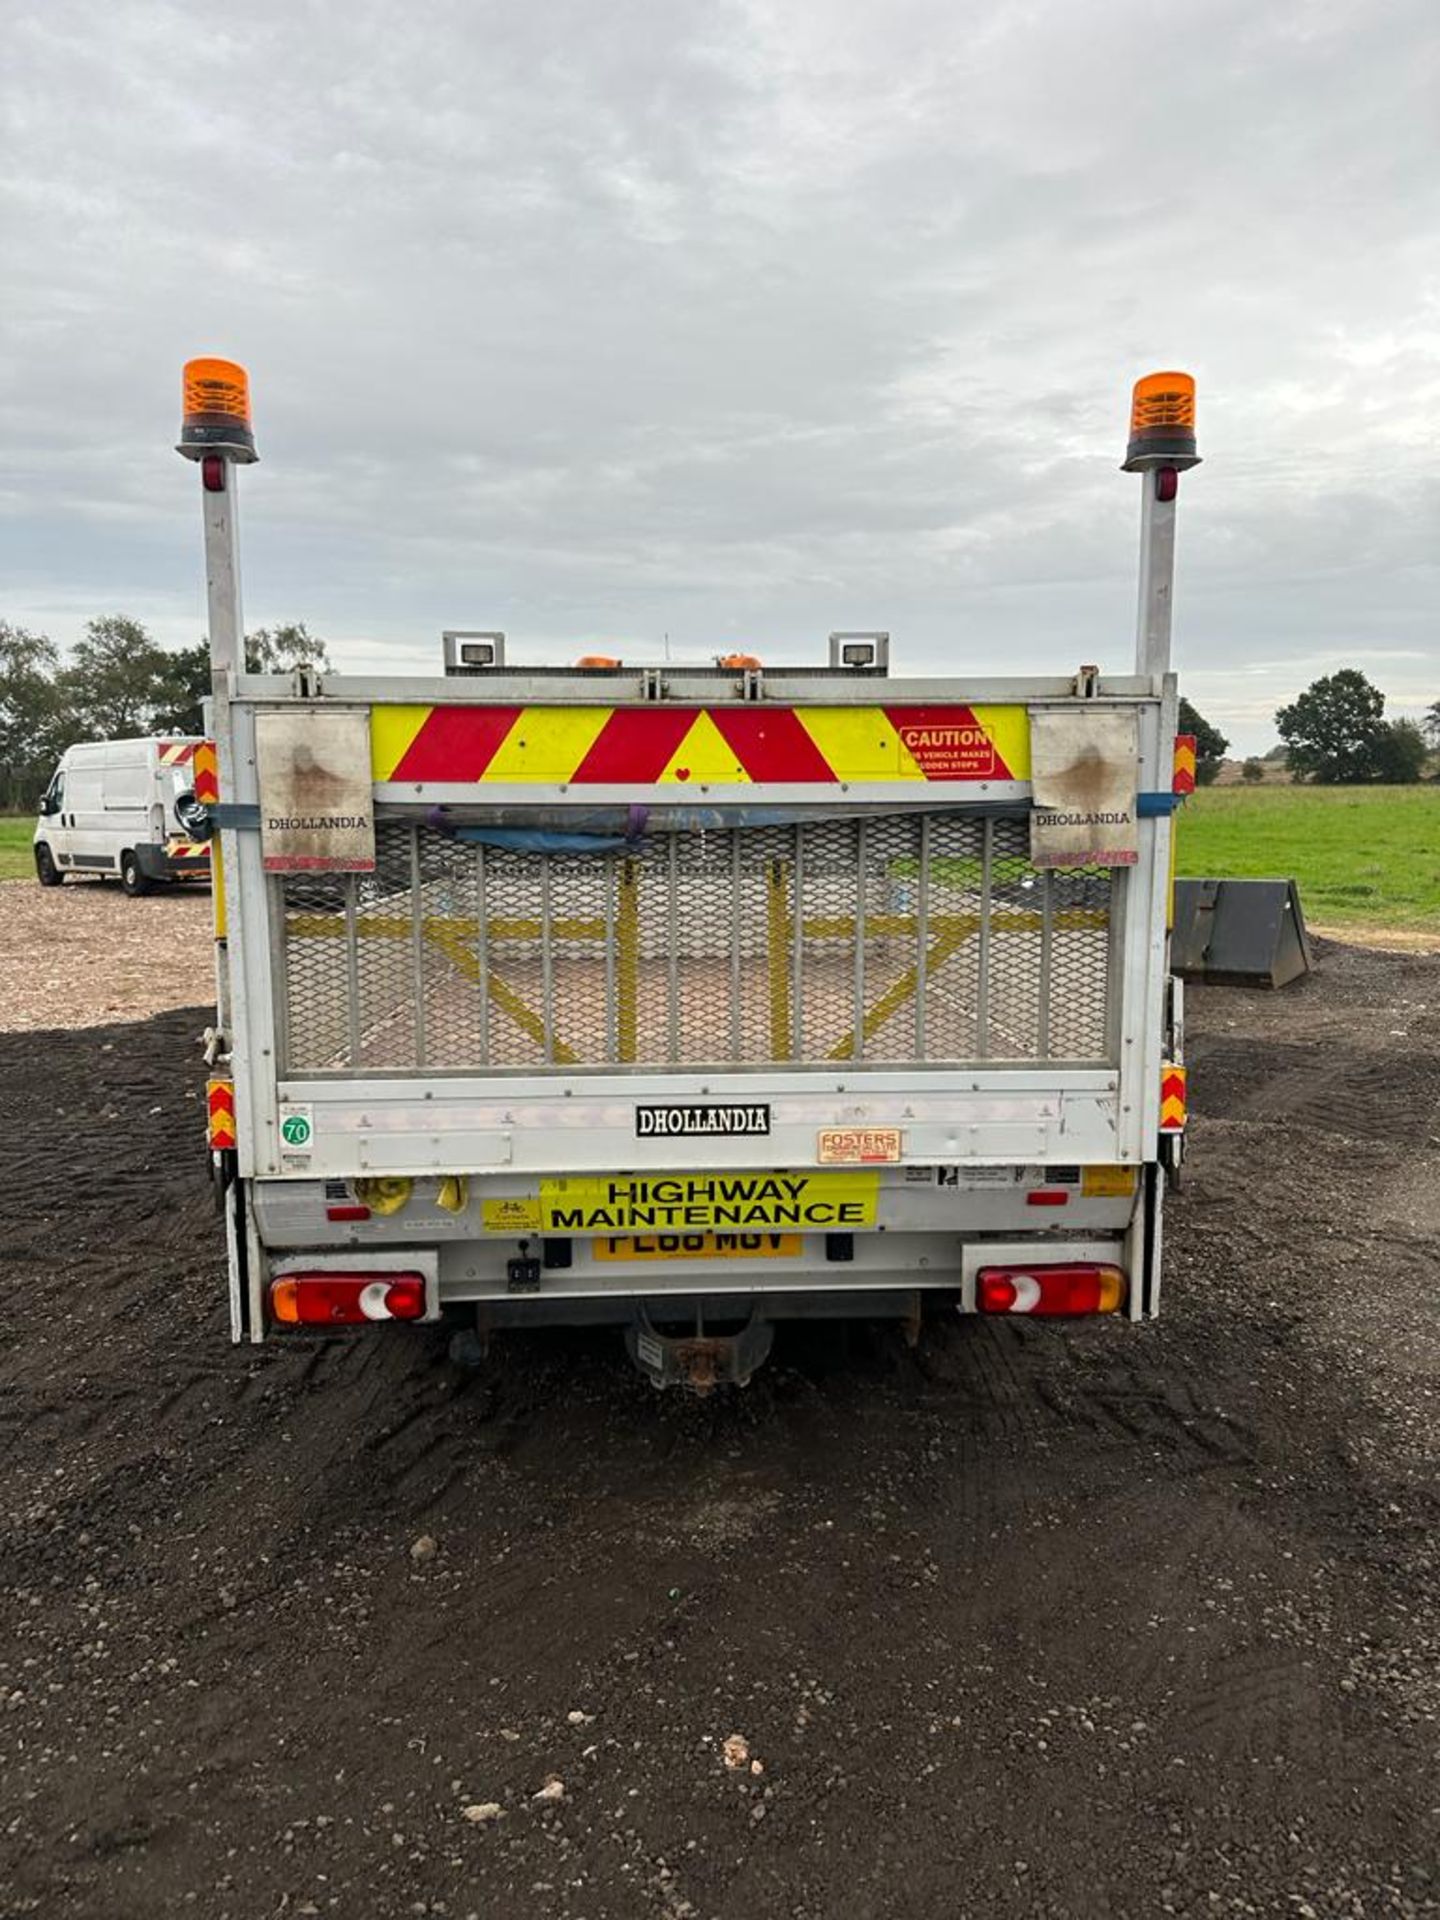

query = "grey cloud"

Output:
[[2, 0, 1437, 750]]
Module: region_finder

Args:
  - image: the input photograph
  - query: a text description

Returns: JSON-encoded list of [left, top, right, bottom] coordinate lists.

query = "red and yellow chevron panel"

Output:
[[193, 739, 220, 805], [372, 704, 1031, 787], [166, 840, 212, 861], [207, 1078, 237, 1152], [1159, 1063, 1188, 1133], [158, 740, 197, 768], [1172, 733, 1197, 796]]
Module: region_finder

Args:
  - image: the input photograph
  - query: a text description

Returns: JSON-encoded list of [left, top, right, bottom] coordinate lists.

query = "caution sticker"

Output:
[[1081, 1166, 1137, 1198], [537, 1171, 879, 1233], [894, 718, 1007, 779]]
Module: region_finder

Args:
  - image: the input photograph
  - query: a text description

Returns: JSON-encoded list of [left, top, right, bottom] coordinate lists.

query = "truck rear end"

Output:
[[185, 360, 1197, 1388]]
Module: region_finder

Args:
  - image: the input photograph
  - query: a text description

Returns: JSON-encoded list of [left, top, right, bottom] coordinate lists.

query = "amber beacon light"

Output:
[[1123, 370, 1198, 473], [178, 357, 257, 462]]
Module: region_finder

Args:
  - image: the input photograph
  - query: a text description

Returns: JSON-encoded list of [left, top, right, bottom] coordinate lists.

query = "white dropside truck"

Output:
[[184, 359, 1197, 1390], [34, 736, 213, 893]]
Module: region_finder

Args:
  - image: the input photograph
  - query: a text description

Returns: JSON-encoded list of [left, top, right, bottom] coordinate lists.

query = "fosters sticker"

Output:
[[531, 1171, 879, 1234]]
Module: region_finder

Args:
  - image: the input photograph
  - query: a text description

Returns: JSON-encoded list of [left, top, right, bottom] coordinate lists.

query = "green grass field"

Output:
[[1178, 784, 1440, 931], [0, 816, 35, 881]]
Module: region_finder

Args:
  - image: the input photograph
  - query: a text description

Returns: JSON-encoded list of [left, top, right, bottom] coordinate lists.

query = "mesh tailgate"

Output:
[[280, 816, 1116, 1074]]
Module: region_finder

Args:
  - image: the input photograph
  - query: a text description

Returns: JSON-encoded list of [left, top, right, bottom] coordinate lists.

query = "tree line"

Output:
[[0, 616, 328, 810], [1, 616, 1433, 809], [1179, 676, 1434, 786]]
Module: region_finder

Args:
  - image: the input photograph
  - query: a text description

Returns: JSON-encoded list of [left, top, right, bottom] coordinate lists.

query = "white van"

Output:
[[34, 738, 212, 895]]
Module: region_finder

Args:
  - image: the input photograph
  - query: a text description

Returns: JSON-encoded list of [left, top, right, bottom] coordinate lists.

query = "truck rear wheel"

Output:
[[34, 844, 63, 887], [120, 852, 152, 897]]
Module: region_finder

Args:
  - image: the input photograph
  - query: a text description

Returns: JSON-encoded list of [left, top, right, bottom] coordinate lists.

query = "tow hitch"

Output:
[[626, 1305, 774, 1394]]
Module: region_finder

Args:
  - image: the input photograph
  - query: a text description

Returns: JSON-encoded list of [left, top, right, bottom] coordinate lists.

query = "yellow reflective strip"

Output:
[[794, 708, 920, 781], [482, 706, 610, 782], [1081, 1166, 1137, 1198], [968, 705, 1031, 780], [656, 710, 750, 784], [371, 705, 432, 781], [212, 837, 227, 940]]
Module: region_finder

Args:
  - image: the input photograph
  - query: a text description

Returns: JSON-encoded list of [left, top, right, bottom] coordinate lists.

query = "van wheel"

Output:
[[120, 852, 152, 897], [34, 844, 63, 887]]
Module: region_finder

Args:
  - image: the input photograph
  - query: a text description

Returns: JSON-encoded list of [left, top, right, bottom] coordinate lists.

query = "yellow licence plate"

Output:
[[593, 1233, 803, 1264]]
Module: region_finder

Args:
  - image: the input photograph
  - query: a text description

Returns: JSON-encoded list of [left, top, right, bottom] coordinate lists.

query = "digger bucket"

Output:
[[1171, 878, 1315, 988]]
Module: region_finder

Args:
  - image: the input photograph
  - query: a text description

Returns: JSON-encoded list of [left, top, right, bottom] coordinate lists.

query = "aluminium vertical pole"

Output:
[[177, 359, 258, 1059], [1134, 475, 1179, 680], [1122, 371, 1200, 1314], [201, 462, 245, 1047], [177, 362, 259, 1342]]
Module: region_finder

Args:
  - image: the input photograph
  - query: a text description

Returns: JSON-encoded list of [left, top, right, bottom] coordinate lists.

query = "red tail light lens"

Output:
[[270, 1271, 428, 1325], [977, 1263, 1125, 1316]]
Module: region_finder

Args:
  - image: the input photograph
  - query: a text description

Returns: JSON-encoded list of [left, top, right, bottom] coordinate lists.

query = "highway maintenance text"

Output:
[[537, 1171, 879, 1233]]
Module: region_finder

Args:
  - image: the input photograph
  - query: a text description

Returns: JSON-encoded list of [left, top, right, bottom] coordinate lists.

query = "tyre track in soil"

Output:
[[0, 939, 1436, 1918]]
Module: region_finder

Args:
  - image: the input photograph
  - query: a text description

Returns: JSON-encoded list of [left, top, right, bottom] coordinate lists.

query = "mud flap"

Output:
[[226, 1174, 253, 1343], [1139, 1163, 1164, 1318]]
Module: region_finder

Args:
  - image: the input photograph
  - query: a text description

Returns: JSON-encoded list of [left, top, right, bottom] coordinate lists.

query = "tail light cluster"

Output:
[[977, 1263, 1125, 1317], [270, 1272, 428, 1326]]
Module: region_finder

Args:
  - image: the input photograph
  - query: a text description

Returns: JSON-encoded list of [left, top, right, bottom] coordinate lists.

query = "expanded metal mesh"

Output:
[[279, 815, 1117, 1075]]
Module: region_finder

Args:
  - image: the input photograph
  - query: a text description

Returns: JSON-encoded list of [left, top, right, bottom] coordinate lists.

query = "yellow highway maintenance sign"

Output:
[[532, 1171, 880, 1234]]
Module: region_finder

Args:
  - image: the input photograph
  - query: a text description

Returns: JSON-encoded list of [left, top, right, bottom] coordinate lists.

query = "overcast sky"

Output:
[[3, 0, 1437, 751]]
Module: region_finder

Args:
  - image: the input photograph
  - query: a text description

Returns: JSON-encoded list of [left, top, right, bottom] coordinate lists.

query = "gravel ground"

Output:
[[0, 936, 1435, 1918], [0, 881, 212, 1031]]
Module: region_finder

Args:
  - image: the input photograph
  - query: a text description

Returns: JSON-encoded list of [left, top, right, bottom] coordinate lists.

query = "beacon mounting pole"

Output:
[[177, 360, 260, 1341], [1122, 371, 1201, 1271], [175, 360, 258, 1057]]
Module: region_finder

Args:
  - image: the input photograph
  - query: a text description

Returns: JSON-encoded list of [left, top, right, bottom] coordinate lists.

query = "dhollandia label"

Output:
[[537, 1171, 879, 1233], [635, 1103, 770, 1138]]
